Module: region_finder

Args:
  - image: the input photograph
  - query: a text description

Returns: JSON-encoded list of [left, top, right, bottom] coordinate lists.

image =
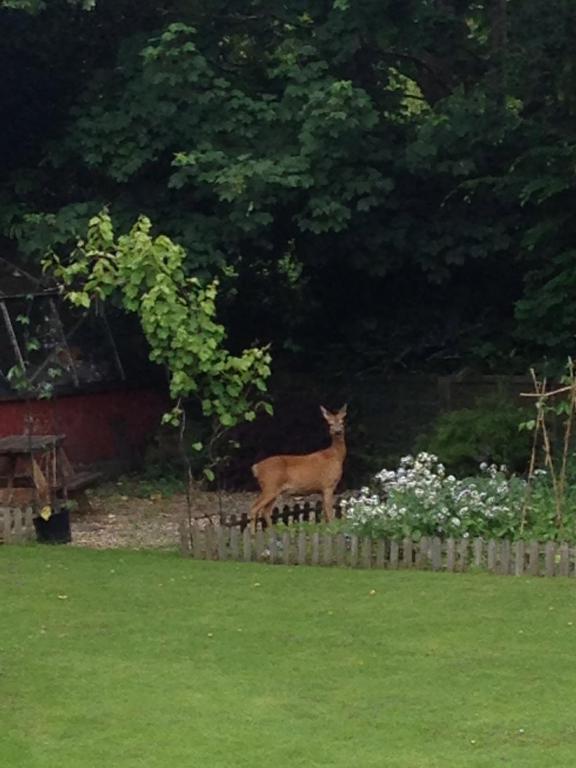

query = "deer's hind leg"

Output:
[[250, 492, 278, 533]]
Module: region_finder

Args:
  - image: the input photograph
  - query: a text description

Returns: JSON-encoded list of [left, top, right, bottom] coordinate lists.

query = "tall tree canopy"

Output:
[[2, 0, 576, 375]]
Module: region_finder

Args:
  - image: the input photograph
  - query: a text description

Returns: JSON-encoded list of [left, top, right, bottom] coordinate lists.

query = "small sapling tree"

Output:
[[45, 210, 272, 536]]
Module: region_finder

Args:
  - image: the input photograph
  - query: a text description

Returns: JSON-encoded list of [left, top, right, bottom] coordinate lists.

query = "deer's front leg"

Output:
[[322, 487, 335, 523]]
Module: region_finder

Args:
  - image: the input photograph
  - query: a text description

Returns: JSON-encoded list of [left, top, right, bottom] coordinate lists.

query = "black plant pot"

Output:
[[33, 508, 72, 544]]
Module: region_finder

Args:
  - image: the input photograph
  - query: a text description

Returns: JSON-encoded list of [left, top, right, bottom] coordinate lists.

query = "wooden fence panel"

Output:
[[487, 540, 497, 573], [190, 522, 200, 559], [403, 538, 413, 568], [178, 520, 576, 579], [13, 509, 23, 540], [349, 535, 359, 568], [282, 532, 291, 566], [415, 537, 426, 569], [473, 538, 483, 569], [336, 534, 347, 566], [528, 541, 540, 576], [297, 531, 307, 565], [230, 526, 240, 561], [179, 517, 191, 556], [243, 527, 252, 562], [458, 539, 468, 572], [217, 526, 228, 561], [446, 539, 456, 572], [376, 539, 386, 569], [431, 537, 441, 571], [514, 540, 525, 577], [361, 538, 372, 569], [311, 533, 320, 565], [500, 540, 511, 576], [545, 541, 556, 577], [390, 540, 399, 569], [322, 533, 333, 566], [0, 507, 36, 544], [1, 508, 12, 543], [268, 529, 278, 564], [559, 542, 570, 577]]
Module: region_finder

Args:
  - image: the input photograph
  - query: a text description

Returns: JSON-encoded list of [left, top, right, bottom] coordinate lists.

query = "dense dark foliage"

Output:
[[2, 1, 576, 377]]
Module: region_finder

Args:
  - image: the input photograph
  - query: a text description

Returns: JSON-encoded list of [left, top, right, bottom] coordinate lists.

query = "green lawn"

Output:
[[2, 546, 576, 768]]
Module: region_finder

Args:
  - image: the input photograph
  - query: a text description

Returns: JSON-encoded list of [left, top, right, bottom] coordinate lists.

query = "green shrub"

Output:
[[418, 395, 532, 475]]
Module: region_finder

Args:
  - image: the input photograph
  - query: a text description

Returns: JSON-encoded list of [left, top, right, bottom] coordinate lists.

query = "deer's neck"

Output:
[[330, 432, 346, 462]]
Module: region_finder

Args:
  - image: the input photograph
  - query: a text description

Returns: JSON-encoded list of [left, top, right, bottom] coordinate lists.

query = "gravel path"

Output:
[[70, 489, 255, 550]]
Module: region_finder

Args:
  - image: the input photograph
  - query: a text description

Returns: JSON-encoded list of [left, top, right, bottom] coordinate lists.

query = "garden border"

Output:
[[180, 513, 576, 578]]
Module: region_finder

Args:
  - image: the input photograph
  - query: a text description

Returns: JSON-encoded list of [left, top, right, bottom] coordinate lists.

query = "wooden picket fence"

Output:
[[180, 518, 576, 578], [0, 507, 36, 544]]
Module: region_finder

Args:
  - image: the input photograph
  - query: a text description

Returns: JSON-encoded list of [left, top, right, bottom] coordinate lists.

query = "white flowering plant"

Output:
[[341, 452, 530, 540]]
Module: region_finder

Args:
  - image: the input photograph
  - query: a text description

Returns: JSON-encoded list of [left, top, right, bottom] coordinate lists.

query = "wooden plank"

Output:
[[297, 531, 307, 565], [24, 506, 34, 540], [375, 539, 386, 569], [559, 542, 570, 577], [13, 508, 23, 540], [243, 527, 252, 562], [390, 540, 399, 569], [322, 533, 333, 566], [282, 531, 291, 566], [446, 539, 456, 572], [403, 538, 413, 568], [217, 526, 228, 561], [205, 525, 215, 560], [431, 537, 442, 571], [336, 534, 346, 566], [349, 535, 359, 567], [487, 540, 497, 573], [192, 522, 203, 560], [415, 537, 426, 569], [311, 532, 320, 565], [514, 540, 525, 577], [0, 435, 65, 454], [360, 538, 372, 569], [1, 508, 11, 543], [230, 526, 240, 561], [457, 539, 468, 572], [545, 541, 556, 577], [500, 540, 511, 576], [528, 541, 540, 577], [268, 529, 278, 564], [473, 538, 483, 569], [254, 528, 265, 561], [59, 470, 102, 493]]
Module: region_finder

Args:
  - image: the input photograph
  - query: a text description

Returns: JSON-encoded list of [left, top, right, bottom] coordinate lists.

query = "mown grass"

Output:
[[2, 545, 576, 767]]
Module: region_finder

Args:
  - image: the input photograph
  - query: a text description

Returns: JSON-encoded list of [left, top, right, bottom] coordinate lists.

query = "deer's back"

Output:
[[252, 449, 343, 494]]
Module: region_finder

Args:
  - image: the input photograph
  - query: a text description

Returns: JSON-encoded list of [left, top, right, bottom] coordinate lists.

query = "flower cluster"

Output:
[[341, 452, 527, 540]]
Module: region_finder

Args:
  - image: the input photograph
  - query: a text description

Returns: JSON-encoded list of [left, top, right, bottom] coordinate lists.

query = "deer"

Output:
[[249, 404, 347, 533]]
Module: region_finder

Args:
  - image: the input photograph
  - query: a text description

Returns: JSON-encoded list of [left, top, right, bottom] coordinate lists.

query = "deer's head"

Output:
[[320, 404, 347, 436]]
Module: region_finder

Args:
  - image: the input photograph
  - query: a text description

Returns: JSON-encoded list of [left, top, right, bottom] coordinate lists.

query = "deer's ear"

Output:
[[320, 405, 331, 420], [339, 404, 348, 418]]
